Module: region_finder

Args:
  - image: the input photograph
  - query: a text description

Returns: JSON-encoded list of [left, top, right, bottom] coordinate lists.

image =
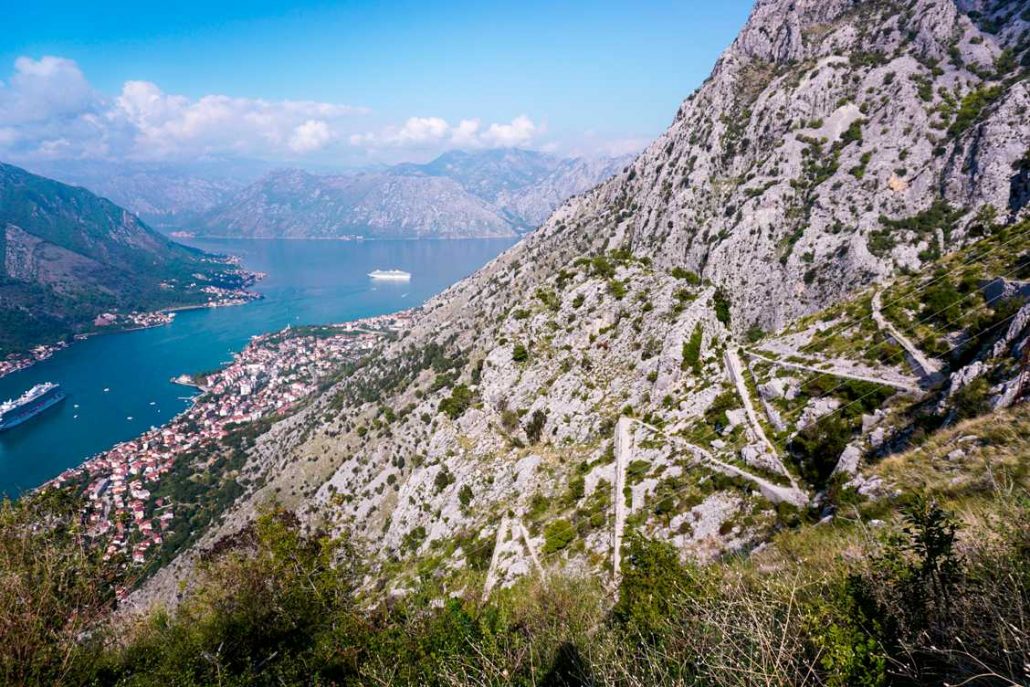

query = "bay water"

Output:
[[0, 237, 515, 495]]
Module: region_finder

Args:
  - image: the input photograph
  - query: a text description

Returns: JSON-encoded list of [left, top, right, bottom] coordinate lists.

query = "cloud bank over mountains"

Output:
[[349, 114, 538, 150], [0, 56, 545, 164]]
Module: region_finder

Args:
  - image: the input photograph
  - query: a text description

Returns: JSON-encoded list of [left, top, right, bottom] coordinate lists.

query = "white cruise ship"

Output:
[[368, 269, 412, 281]]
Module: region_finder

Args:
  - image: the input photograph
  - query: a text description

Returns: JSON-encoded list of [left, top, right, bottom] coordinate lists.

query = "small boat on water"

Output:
[[368, 269, 411, 281]]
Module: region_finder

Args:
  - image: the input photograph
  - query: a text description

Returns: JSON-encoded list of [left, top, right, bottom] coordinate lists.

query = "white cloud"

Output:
[[0, 56, 558, 164], [0, 56, 365, 161], [110, 80, 360, 158], [350, 114, 540, 151], [480, 115, 536, 147], [450, 118, 481, 146], [0, 56, 96, 125], [289, 119, 333, 153], [393, 116, 450, 143]]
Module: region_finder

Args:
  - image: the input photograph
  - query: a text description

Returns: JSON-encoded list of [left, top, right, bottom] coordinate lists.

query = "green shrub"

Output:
[[670, 267, 701, 284], [535, 288, 560, 310], [949, 85, 1003, 138], [951, 378, 991, 420], [704, 389, 737, 431], [789, 414, 854, 487], [921, 278, 964, 327], [681, 324, 703, 373], [840, 118, 864, 145], [543, 519, 576, 554], [565, 474, 585, 503], [866, 229, 895, 257], [612, 536, 699, 642], [0, 491, 114, 686], [626, 459, 650, 484], [512, 342, 529, 363], [439, 384, 473, 419], [434, 466, 455, 493], [403, 525, 428, 550], [590, 255, 615, 279]]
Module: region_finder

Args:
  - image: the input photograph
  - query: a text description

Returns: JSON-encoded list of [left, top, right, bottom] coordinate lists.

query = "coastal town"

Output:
[[46, 310, 413, 570], [0, 342, 69, 380], [90, 310, 175, 331], [0, 281, 262, 381]]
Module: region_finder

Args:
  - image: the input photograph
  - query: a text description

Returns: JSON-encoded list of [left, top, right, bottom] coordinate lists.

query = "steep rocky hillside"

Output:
[[195, 149, 629, 238], [130, 0, 1029, 609], [0, 162, 253, 355]]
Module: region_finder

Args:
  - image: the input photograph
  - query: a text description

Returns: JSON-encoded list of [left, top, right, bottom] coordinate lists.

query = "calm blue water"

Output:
[[0, 238, 515, 496]]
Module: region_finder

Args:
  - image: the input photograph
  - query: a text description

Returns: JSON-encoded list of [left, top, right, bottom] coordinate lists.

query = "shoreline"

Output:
[[40, 309, 414, 567], [37, 307, 416, 491], [0, 341, 70, 381], [0, 251, 263, 384], [0, 293, 262, 384]]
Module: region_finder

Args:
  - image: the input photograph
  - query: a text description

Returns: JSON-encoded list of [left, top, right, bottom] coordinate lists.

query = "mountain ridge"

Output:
[[194, 149, 631, 239], [0, 162, 255, 356]]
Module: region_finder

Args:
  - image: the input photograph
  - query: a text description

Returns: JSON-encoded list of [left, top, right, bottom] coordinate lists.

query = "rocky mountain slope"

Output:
[[195, 149, 629, 239], [129, 0, 1029, 610], [0, 162, 253, 355]]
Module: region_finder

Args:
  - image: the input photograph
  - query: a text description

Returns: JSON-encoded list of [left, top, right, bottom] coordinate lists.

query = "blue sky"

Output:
[[0, 0, 753, 166]]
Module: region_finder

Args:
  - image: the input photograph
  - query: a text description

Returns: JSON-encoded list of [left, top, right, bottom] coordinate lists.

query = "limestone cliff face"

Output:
[[546, 0, 1028, 331], [132, 0, 1030, 606]]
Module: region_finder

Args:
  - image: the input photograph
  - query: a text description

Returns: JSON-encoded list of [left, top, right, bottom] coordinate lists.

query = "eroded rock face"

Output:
[[130, 0, 1030, 606], [563, 0, 1029, 332]]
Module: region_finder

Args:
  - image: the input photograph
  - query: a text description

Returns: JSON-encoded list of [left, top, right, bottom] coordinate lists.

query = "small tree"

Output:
[[543, 519, 576, 553], [439, 384, 473, 419], [612, 535, 699, 643], [713, 289, 732, 325], [524, 409, 548, 443]]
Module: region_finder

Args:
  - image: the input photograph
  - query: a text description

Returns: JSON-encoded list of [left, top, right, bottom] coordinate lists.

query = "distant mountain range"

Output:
[[196, 149, 630, 239], [34, 150, 629, 239], [0, 162, 253, 355], [24, 159, 262, 231]]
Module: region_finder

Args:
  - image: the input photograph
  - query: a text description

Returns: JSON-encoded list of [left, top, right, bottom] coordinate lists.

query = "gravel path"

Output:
[[871, 289, 942, 379]]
